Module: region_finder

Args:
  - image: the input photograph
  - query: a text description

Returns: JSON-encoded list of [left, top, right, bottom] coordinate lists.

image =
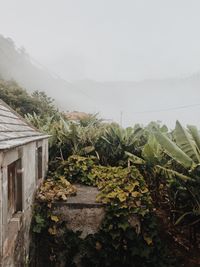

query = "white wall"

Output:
[[23, 142, 36, 210], [0, 138, 49, 265]]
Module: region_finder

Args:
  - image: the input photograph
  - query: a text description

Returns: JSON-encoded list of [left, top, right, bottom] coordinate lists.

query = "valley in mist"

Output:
[[0, 34, 200, 128]]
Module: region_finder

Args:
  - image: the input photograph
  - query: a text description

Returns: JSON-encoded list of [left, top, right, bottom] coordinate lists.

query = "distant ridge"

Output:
[[0, 35, 200, 127], [0, 35, 94, 112]]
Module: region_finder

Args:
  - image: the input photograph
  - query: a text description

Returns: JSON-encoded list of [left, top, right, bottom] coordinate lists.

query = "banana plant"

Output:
[[125, 121, 200, 230], [153, 121, 200, 230], [99, 124, 144, 165], [154, 121, 200, 174]]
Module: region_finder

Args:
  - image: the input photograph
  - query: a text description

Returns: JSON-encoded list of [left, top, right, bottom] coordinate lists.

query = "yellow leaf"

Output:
[[61, 194, 67, 200], [143, 234, 153, 245], [141, 188, 149, 194], [107, 191, 117, 199], [131, 191, 141, 198], [159, 184, 164, 190], [51, 215, 59, 222], [118, 193, 127, 202], [48, 227, 57, 235]]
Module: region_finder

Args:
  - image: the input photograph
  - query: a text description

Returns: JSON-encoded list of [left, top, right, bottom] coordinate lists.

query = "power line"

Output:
[[134, 103, 200, 114]]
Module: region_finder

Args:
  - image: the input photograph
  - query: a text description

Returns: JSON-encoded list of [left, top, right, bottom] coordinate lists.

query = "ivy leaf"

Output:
[[118, 192, 127, 202], [141, 188, 149, 194], [35, 214, 45, 224], [143, 234, 153, 245], [51, 215, 59, 222], [131, 191, 141, 198], [48, 227, 57, 235]]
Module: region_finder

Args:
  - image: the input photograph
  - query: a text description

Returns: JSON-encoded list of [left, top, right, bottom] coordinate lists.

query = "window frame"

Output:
[[37, 146, 43, 180], [7, 159, 23, 221]]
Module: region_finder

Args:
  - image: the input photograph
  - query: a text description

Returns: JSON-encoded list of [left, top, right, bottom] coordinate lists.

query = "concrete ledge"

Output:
[[66, 184, 102, 204], [51, 184, 106, 238], [53, 184, 105, 209], [53, 202, 104, 209]]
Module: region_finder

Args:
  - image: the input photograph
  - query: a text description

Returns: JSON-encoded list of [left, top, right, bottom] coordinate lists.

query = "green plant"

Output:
[[31, 156, 174, 267], [56, 155, 98, 185]]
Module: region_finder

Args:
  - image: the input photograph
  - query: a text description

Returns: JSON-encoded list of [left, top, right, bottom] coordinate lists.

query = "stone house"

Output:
[[0, 99, 49, 267]]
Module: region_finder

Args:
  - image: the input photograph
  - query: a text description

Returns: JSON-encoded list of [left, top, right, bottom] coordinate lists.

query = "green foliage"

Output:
[[32, 213, 46, 234], [26, 111, 148, 167], [81, 215, 173, 267], [174, 121, 200, 163], [36, 177, 77, 202], [0, 79, 56, 117], [187, 125, 200, 151], [96, 166, 151, 215], [152, 121, 200, 228], [142, 134, 164, 165], [3, 54, 200, 264], [28, 104, 200, 265], [97, 124, 144, 166], [56, 155, 98, 185], [32, 155, 174, 267], [78, 113, 103, 127], [154, 129, 193, 169]]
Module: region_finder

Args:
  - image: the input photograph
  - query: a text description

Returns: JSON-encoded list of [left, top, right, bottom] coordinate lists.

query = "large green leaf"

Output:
[[154, 130, 194, 169], [142, 135, 162, 165], [187, 125, 200, 151], [155, 165, 193, 182], [175, 121, 200, 163], [125, 151, 145, 165]]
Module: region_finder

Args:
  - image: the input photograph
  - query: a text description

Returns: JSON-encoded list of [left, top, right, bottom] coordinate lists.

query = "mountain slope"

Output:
[[0, 35, 95, 112], [0, 35, 200, 127]]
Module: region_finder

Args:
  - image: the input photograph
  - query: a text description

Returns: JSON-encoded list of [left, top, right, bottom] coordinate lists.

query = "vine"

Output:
[[31, 156, 176, 267]]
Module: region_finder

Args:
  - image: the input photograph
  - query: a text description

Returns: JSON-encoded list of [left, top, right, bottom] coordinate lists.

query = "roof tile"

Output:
[[0, 99, 49, 150]]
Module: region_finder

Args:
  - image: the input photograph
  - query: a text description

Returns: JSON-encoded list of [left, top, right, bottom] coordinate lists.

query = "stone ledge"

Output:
[[51, 184, 106, 238], [53, 184, 105, 209], [53, 202, 104, 209]]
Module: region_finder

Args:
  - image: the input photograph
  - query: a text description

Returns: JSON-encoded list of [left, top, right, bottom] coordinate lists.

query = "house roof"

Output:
[[0, 99, 49, 150]]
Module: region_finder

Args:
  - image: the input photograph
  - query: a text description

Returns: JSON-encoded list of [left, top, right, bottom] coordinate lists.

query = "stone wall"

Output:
[[32, 185, 105, 267], [53, 185, 105, 239]]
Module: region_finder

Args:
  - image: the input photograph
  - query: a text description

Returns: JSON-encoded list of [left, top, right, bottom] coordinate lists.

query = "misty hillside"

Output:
[[0, 34, 200, 126], [0, 35, 94, 112]]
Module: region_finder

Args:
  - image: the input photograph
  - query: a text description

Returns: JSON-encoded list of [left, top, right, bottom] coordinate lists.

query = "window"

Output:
[[37, 146, 43, 180], [7, 159, 22, 219]]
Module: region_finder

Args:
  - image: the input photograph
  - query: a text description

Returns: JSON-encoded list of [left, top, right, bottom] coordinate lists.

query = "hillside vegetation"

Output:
[[2, 80, 200, 266], [0, 79, 56, 117], [26, 100, 200, 266]]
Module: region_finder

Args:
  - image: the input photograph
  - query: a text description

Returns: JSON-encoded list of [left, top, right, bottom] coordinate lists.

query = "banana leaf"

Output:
[[175, 121, 200, 163], [154, 130, 194, 169], [125, 151, 145, 165], [142, 135, 162, 165], [187, 125, 200, 151], [155, 165, 193, 182]]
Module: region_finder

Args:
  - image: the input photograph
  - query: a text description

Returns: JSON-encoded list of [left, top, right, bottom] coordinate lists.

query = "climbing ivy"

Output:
[[56, 155, 98, 185], [36, 176, 77, 202], [31, 156, 176, 267]]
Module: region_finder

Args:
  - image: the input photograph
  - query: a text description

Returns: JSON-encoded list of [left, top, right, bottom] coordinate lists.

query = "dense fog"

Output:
[[0, 0, 200, 127]]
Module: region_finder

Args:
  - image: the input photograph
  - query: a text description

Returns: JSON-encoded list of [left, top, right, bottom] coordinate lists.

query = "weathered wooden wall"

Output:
[[0, 138, 48, 267]]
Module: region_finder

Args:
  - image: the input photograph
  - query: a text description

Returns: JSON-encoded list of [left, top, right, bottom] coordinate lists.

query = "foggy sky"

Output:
[[1, 0, 200, 128], [1, 0, 200, 81]]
